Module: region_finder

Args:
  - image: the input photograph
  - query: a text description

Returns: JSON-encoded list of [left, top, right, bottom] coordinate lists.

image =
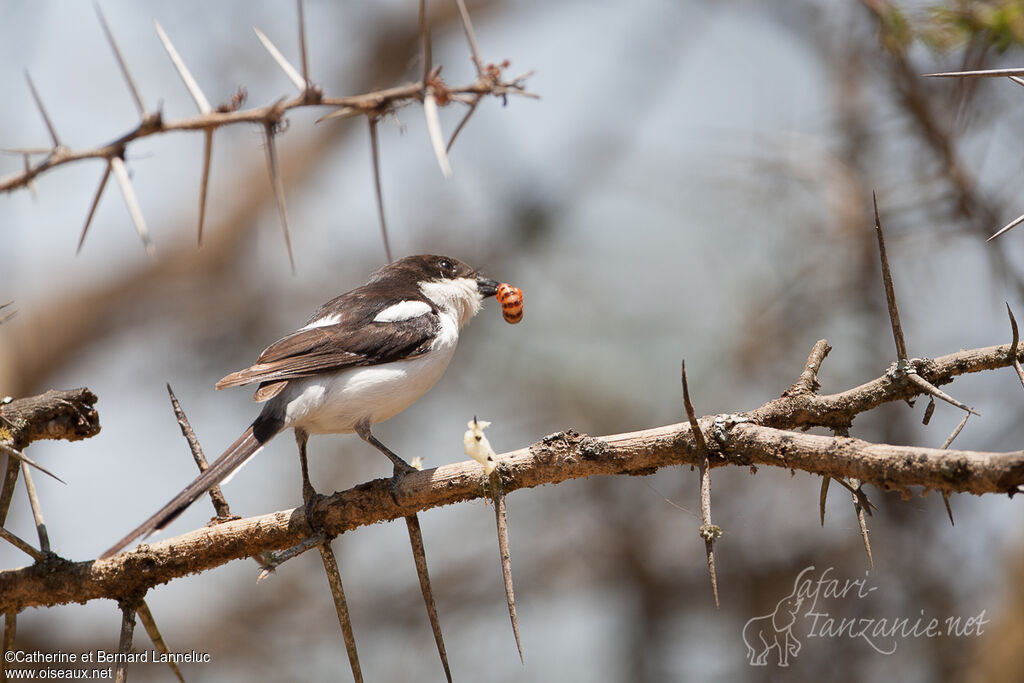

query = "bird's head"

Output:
[[373, 254, 499, 326]]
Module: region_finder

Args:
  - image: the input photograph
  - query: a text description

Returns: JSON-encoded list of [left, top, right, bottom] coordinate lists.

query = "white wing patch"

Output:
[[300, 313, 342, 330], [373, 300, 432, 322]]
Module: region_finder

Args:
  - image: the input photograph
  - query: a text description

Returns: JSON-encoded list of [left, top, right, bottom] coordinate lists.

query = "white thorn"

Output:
[[988, 210, 1024, 242], [423, 92, 452, 178], [154, 21, 212, 114], [253, 26, 306, 92], [924, 67, 1024, 78], [110, 157, 155, 256]]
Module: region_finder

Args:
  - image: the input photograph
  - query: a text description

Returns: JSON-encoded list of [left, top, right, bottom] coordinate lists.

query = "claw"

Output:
[[303, 491, 325, 531], [389, 463, 414, 505]]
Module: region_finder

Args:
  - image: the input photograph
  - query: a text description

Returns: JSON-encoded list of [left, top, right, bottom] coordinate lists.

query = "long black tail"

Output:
[[100, 421, 279, 559]]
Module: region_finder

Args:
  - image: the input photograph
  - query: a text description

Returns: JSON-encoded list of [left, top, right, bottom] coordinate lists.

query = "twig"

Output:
[[873, 192, 908, 360], [318, 541, 364, 683], [166, 384, 232, 519], [368, 117, 393, 263], [405, 515, 452, 683], [137, 601, 185, 683], [257, 531, 326, 582], [786, 339, 831, 396], [20, 465, 49, 554]]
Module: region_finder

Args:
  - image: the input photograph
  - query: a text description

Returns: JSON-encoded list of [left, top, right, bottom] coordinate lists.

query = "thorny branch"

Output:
[[0, 54, 533, 196], [0, 388, 101, 450], [3, 338, 1024, 612], [1, 1, 536, 264], [6, 6, 1024, 678]]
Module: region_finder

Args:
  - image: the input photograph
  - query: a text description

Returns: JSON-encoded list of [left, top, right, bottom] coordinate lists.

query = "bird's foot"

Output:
[[389, 462, 416, 505], [303, 488, 327, 533]]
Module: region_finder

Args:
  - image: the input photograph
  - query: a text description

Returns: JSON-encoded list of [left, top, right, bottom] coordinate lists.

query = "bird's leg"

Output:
[[353, 420, 416, 501], [294, 428, 322, 528], [354, 420, 415, 473]]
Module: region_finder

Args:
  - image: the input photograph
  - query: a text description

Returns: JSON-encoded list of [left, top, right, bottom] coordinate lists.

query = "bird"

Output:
[[101, 254, 500, 559]]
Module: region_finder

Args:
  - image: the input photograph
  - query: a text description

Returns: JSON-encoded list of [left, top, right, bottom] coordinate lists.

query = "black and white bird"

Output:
[[102, 254, 500, 558]]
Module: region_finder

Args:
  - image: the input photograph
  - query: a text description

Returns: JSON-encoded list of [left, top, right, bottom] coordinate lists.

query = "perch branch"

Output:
[[4, 339, 1024, 611], [3, 375, 1024, 611]]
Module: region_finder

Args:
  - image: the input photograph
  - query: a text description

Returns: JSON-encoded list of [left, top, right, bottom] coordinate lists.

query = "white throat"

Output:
[[419, 277, 484, 328]]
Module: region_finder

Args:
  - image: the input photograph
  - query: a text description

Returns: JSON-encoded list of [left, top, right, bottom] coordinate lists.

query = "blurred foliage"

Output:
[[879, 0, 1024, 53]]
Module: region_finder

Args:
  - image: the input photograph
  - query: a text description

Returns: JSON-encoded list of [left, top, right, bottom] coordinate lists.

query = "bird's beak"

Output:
[[476, 277, 500, 298]]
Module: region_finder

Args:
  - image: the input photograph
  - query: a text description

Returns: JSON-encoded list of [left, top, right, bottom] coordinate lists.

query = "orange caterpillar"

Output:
[[496, 283, 524, 324]]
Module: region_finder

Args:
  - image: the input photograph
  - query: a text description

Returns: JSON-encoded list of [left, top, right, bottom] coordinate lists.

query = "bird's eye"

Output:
[[438, 258, 455, 275]]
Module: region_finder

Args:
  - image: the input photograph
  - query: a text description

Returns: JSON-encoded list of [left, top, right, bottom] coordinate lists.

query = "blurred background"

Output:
[[2, 0, 1024, 680]]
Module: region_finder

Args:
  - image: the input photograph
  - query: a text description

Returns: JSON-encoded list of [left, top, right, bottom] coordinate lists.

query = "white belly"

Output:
[[275, 339, 457, 435]]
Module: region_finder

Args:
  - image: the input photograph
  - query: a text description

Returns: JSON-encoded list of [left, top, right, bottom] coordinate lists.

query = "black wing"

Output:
[[216, 309, 439, 391]]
